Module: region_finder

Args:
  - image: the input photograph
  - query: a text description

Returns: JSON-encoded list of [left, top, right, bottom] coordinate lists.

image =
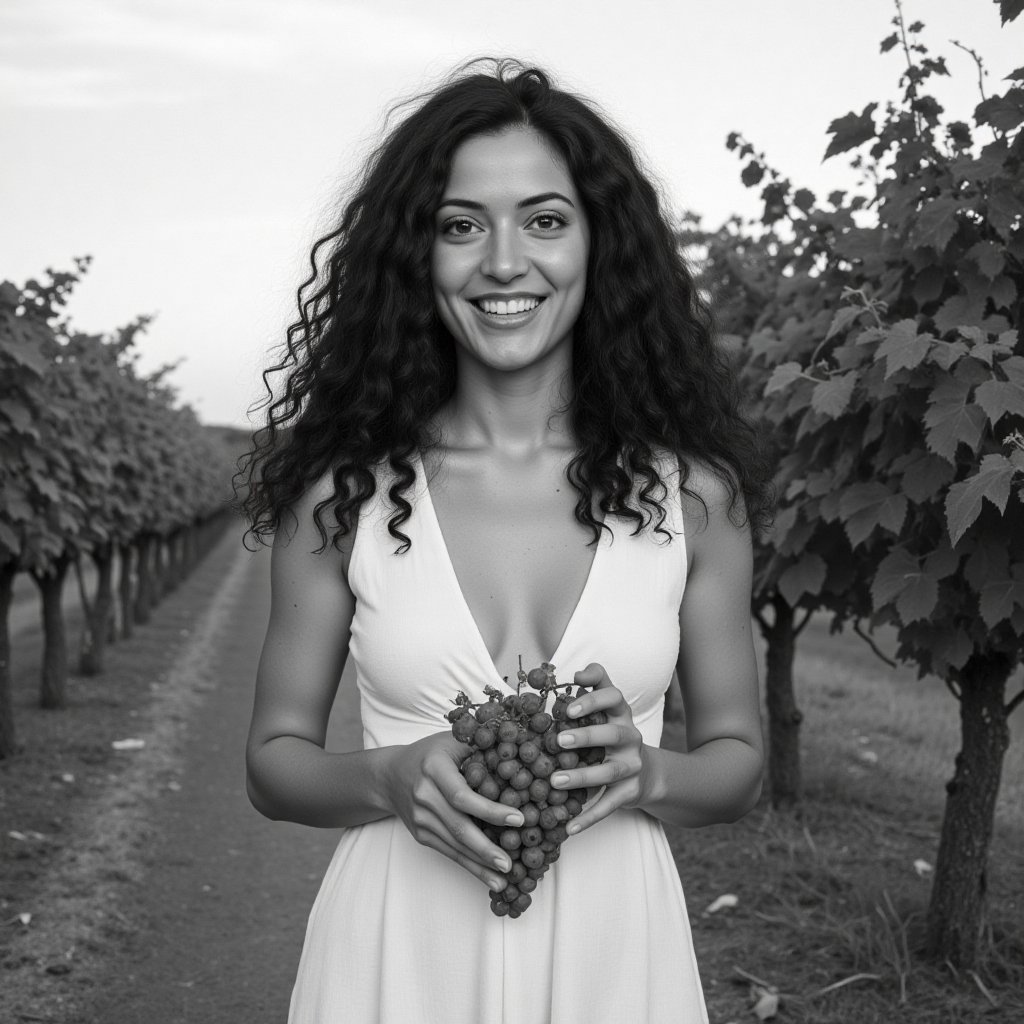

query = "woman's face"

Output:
[[431, 127, 590, 377]]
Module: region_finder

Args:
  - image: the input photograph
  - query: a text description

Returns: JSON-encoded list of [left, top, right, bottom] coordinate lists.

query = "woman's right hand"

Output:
[[383, 732, 523, 891]]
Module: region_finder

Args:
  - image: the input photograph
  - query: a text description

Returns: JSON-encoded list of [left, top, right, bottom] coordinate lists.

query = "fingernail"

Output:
[[551, 773, 569, 788], [493, 855, 509, 871], [559, 733, 576, 747], [567, 703, 582, 717], [489, 876, 505, 891], [567, 823, 580, 836], [505, 813, 523, 826]]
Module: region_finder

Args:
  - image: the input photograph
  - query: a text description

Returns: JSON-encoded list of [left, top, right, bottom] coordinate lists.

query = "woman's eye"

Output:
[[530, 212, 567, 231], [441, 217, 479, 237]]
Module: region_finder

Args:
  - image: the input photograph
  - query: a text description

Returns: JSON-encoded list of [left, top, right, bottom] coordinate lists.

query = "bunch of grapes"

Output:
[[445, 660, 607, 919]]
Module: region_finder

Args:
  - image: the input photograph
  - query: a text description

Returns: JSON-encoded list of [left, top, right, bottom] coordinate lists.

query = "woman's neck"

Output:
[[435, 362, 575, 458]]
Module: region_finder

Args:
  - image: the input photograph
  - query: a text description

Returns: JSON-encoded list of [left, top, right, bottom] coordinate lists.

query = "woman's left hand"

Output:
[[549, 662, 647, 835]]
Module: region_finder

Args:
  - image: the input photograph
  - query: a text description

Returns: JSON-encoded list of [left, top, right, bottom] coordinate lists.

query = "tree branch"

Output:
[[1006, 688, 1024, 717], [794, 608, 814, 635], [853, 620, 897, 668], [945, 677, 962, 702]]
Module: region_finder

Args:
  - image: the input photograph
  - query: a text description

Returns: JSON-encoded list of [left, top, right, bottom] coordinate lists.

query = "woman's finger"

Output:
[[549, 755, 639, 792], [557, 722, 640, 752], [564, 781, 640, 837], [418, 802, 515, 875], [419, 831, 510, 891]]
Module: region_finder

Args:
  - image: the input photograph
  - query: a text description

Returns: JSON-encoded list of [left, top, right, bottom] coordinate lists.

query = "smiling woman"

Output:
[[237, 58, 772, 1024]]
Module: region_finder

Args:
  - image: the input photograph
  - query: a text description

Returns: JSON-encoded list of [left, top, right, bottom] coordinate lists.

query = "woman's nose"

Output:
[[480, 224, 528, 282]]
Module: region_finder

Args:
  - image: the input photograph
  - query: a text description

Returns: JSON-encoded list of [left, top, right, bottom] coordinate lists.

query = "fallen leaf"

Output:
[[7, 831, 27, 841], [60, 773, 75, 783], [858, 749, 879, 764], [167, 781, 182, 792], [111, 738, 145, 751], [752, 985, 780, 1020], [914, 859, 933, 877], [705, 893, 739, 915]]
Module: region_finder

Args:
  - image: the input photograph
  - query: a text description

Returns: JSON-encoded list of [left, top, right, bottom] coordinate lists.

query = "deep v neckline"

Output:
[[415, 451, 606, 688]]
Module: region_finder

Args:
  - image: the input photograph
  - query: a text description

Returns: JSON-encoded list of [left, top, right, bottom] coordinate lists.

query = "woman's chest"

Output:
[[423, 450, 601, 672]]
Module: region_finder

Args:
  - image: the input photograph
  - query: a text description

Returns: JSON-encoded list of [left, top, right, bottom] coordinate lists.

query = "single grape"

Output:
[[546, 787, 568, 806], [499, 788, 522, 808], [521, 847, 545, 869], [508, 907, 522, 919], [501, 884, 520, 902], [499, 830, 522, 851], [556, 750, 580, 769], [520, 826, 543, 848], [531, 754, 556, 780], [519, 693, 543, 715], [478, 777, 501, 801], [538, 807, 560, 831], [548, 804, 570, 824], [551, 696, 569, 721], [529, 712, 553, 733], [474, 726, 497, 750], [544, 847, 561, 864], [526, 668, 548, 690], [476, 702, 503, 725], [542, 731, 561, 756], [545, 825, 569, 844], [466, 750, 485, 765], [509, 861, 527, 883], [452, 717, 477, 743], [463, 762, 488, 790], [526, 866, 547, 880], [528, 778, 550, 803], [447, 706, 470, 723], [518, 876, 537, 894], [484, 749, 500, 771], [518, 740, 540, 764], [513, 893, 532, 913], [491, 901, 510, 918], [583, 746, 606, 765], [511, 768, 534, 791], [496, 759, 521, 782], [520, 803, 541, 828], [497, 721, 519, 744], [565, 797, 583, 817]]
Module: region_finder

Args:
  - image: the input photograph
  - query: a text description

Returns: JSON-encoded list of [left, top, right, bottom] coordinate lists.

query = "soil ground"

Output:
[[2, 525, 1022, 1023]]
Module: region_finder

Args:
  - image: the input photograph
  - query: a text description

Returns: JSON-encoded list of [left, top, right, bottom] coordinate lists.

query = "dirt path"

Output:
[[22, 534, 364, 1024]]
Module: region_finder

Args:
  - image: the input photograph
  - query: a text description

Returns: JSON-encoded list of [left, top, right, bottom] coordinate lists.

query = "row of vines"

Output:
[[683, 2, 1024, 971], [0, 258, 239, 760]]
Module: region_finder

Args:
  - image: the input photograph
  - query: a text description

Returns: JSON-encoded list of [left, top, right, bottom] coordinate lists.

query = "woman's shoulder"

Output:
[[670, 452, 742, 534]]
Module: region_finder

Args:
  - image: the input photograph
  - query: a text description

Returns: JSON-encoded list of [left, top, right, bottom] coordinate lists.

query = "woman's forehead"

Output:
[[442, 128, 578, 205]]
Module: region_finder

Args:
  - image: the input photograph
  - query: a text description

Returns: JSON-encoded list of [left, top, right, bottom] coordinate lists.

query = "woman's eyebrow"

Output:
[[437, 191, 576, 211]]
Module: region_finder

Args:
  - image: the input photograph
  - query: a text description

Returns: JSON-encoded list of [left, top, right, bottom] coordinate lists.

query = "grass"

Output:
[[662, 617, 1024, 1023], [2, 571, 1022, 1023]]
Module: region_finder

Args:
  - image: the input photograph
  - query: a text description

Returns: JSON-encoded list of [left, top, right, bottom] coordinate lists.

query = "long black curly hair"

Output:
[[237, 58, 773, 553]]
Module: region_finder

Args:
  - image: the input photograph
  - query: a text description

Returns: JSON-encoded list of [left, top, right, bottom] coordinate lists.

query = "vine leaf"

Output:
[[945, 454, 1017, 546], [973, 356, 1024, 426], [875, 320, 933, 377], [839, 483, 908, 547], [764, 362, 804, 395], [871, 547, 940, 623], [823, 104, 878, 159], [777, 553, 828, 605], [910, 197, 961, 253], [811, 373, 857, 417], [923, 378, 987, 462]]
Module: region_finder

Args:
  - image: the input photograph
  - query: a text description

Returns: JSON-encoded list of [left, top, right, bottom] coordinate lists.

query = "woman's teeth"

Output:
[[476, 297, 541, 315]]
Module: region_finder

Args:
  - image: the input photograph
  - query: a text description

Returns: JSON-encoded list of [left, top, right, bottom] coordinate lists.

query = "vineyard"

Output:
[[1, 2, 1023, 1021], [0, 259, 239, 756]]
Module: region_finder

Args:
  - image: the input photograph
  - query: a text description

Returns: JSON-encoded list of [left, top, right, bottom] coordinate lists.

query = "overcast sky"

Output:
[[1, 0, 1020, 428]]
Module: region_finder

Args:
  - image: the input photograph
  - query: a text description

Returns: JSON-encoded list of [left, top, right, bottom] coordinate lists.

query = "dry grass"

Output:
[[663, 617, 1024, 1023]]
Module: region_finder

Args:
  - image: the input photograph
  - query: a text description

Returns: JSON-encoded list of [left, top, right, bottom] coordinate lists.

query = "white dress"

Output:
[[288, 454, 709, 1023]]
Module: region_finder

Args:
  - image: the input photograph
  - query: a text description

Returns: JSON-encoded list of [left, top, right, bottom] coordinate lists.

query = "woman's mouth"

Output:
[[472, 296, 544, 317]]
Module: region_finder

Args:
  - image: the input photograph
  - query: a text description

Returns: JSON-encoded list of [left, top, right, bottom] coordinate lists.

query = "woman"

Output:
[[240, 59, 771, 1023]]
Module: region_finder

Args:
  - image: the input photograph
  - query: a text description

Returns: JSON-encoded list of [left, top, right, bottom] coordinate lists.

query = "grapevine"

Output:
[[445, 659, 607, 919]]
